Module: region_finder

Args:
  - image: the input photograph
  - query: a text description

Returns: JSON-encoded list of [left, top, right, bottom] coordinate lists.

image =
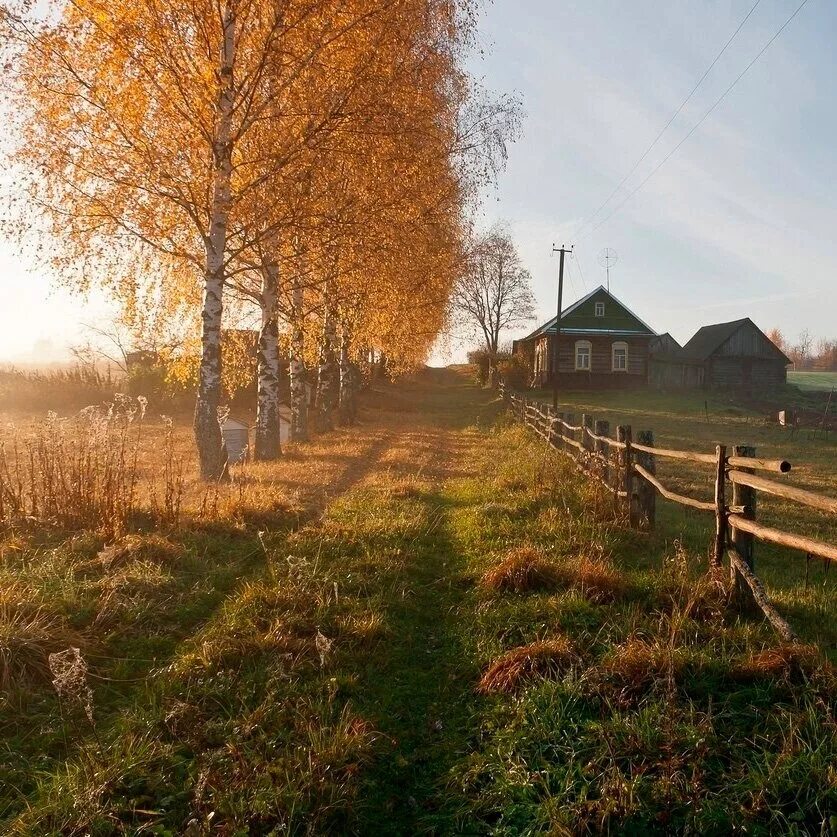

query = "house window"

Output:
[[612, 341, 628, 372], [595, 302, 605, 317], [575, 340, 592, 371]]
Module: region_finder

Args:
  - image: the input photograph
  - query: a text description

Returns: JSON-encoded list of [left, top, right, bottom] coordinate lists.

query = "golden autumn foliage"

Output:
[[2, 0, 515, 469]]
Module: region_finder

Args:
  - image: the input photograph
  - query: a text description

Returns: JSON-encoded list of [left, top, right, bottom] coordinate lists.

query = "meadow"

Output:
[[0, 369, 835, 834], [525, 385, 837, 658], [789, 370, 837, 392]]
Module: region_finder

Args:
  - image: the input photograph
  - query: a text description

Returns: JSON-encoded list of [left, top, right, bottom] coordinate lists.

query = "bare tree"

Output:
[[790, 328, 813, 370], [453, 223, 536, 386]]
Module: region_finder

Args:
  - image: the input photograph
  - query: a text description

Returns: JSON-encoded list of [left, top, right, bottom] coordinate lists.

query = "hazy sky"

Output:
[[0, 0, 832, 361]]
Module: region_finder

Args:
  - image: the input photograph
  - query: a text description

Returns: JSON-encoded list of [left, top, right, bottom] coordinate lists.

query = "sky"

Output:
[[0, 0, 833, 362]]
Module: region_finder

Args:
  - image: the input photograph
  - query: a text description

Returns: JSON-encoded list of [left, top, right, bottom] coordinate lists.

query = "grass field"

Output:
[[789, 370, 837, 392], [525, 386, 837, 659], [1, 369, 835, 833]]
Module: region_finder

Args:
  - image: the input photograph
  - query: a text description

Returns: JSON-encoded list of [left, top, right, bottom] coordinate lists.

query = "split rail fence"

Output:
[[499, 383, 837, 643]]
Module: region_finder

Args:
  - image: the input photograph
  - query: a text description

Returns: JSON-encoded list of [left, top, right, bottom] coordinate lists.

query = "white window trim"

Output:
[[575, 340, 592, 371], [612, 341, 628, 372], [594, 302, 605, 317]]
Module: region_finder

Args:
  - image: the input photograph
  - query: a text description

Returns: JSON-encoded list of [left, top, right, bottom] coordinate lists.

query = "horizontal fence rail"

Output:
[[499, 381, 837, 643]]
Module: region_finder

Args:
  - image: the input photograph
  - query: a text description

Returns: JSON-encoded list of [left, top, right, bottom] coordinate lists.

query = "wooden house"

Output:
[[681, 318, 790, 390], [513, 287, 657, 389]]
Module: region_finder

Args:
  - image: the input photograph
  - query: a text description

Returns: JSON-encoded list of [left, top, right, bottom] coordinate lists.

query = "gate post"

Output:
[[730, 444, 757, 609], [636, 430, 656, 530]]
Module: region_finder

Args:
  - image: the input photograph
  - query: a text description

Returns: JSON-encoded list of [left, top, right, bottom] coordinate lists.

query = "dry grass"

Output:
[[85, 533, 182, 572], [480, 546, 561, 593], [590, 637, 688, 703], [477, 637, 576, 694], [556, 555, 627, 603], [731, 643, 830, 684], [0, 583, 81, 690], [480, 548, 626, 602]]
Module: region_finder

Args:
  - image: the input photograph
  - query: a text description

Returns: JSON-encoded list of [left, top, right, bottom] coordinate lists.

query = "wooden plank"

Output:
[[632, 463, 715, 512], [631, 442, 717, 465], [727, 470, 837, 515], [713, 444, 726, 568], [728, 514, 837, 563], [727, 455, 791, 474], [727, 550, 799, 643]]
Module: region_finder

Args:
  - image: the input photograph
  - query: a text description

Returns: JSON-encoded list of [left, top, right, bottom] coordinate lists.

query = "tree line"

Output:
[[768, 329, 837, 372], [1, 0, 521, 478]]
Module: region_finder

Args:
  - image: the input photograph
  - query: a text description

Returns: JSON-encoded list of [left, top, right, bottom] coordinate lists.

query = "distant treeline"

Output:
[[768, 329, 837, 371]]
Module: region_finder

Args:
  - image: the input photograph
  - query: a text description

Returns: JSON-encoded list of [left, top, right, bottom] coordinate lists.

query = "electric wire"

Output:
[[572, 0, 763, 240], [583, 0, 810, 238]]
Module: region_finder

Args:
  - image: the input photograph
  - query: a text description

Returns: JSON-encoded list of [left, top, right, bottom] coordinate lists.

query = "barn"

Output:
[[513, 286, 657, 389], [681, 318, 790, 390]]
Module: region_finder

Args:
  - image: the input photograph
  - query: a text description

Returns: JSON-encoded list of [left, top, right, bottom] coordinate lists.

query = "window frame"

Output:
[[594, 301, 605, 317], [612, 341, 628, 372], [575, 340, 592, 371]]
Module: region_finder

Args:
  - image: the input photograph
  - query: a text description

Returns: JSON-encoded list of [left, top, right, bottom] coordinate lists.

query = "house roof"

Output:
[[518, 286, 657, 342], [682, 318, 791, 363]]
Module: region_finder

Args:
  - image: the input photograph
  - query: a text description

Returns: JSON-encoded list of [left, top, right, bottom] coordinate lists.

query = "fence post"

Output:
[[635, 430, 656, 530], [564, 412, 575, 450], [730, 444, 757, 609], [617, 425, 633, 522], [581, 414, 593, 465], [712, 444, 727, 568], [594, 419, 610, 488], [555, 411, 565, 449]]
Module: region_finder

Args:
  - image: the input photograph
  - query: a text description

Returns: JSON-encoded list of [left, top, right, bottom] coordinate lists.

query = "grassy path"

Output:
[[4, 368, 837, 834]]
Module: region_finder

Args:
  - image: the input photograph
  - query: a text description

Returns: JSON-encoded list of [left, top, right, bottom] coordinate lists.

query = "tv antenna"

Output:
[[597, 247, 618, 292]]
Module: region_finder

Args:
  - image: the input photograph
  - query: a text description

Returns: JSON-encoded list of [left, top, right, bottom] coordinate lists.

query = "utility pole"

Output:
[[551, 244, 572, 410]]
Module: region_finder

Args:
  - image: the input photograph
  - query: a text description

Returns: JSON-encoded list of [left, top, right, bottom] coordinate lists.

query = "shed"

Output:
[[221, 416, 250, 464], [682, 318, 790, 390], [648, 333, 704, 390]]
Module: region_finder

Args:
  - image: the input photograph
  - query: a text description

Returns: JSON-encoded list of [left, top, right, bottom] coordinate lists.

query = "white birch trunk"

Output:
[[194, 3, 235, 481], [254, 257, 281, 460], [338, 321, 356, 426], [315, 300, 338, 432], [289, 279, 308, 442]]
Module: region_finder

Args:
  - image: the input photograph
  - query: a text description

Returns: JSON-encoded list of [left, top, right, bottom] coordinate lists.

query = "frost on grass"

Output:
[[49, 646, 94, 724]]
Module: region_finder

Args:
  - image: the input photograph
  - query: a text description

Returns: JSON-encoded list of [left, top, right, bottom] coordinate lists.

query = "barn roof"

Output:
[[682, 318, 791, 363]]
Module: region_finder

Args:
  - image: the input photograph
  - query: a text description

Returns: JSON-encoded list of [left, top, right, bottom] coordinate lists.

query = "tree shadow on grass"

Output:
[[345, 487, 479, 835]]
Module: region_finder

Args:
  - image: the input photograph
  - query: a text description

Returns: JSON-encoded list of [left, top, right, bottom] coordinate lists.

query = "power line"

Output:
[[584, 0, 810, 238], [573, 0, 763, 240], [574, 253, 588, 293]]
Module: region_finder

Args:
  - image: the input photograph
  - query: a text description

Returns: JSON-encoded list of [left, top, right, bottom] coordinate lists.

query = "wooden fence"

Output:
[[499, 383, 837, 643]]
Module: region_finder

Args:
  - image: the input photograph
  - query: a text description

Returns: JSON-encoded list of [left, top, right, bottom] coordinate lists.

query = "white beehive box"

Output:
[[279, 402, 291, 444], [222, 416, 250, 464]]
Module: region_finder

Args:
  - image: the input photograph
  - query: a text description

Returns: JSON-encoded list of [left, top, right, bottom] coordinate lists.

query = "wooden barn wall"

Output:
[[706, 357, 786, 389], [649, 360, 704, 390]]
